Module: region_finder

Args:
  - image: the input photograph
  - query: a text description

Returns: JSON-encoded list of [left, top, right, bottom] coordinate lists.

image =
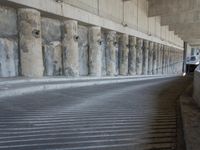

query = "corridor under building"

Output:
[[0, 0, 200, 150]]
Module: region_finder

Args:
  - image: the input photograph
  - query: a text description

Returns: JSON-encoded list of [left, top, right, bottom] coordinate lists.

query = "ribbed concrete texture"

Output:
[[119, 33, 129, 76], [88, 26, 102, 76], [105, 31, 117, 76], [18, 8, 44, 77], [63, 20, 79, 77], [136, 38, 143, 75], [0, 77, 191, 150], [41, 17, 62, 76], [129, 36, 137, 75], [142, 40, 149, 75], [148, 42, 154, 75]]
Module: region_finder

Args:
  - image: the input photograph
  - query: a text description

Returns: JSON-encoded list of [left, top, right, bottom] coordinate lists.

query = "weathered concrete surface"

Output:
[[62, 20, 79, 77], [0, 6, 17, 37], [159, 45, 164, 74], [101, 31, 107, 76], [180, 83, 200, 150], [0, 6, 18, 77], [142, 40, 149, 75], [43, 42, 62, 76], [157, 44, 161, 74], [152, 43, 157, 75], [41, 17, 62, 76], [129, 36, 137, 75], [41, 17, 61, 44], [193, 70, 200, 107], [88, 26, 102, 76], [78, 25, 89, 76], [165, 47, 170, 74], [119, 33, 129, 76], [115, 34, 120, 75], [18, 8, 44, 77], [0, 38, 18, 77], [136, 38, 143, 75], [148, 42, 154, 75], [105, 31, 117, 76]]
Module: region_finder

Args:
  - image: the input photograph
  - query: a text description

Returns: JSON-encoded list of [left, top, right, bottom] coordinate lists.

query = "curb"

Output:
[[0, 75, 179, 99], [180, 85, 200, 150]]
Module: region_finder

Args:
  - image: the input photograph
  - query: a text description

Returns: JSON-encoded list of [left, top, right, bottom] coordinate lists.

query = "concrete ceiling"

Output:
[[148, 0, 200, 46]]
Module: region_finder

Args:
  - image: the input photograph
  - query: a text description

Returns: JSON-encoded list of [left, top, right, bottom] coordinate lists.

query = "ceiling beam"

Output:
[[148, 0, 200, 17]]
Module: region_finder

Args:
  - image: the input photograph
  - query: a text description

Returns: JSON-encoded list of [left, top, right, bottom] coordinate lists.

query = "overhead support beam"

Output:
[[161, 10, 200, 26], [148, 0, 200, 17], [168, 23, 200, 34], [182, 38, 200, 46]]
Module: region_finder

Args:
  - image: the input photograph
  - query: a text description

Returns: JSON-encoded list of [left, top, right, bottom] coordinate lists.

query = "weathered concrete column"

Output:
[[41, 18, 62, 76], [136, 38, 143, 75], [171, 49, 175, 74], [159, 45, 163, 74], [142, 40, 149, 75], [78, 25, 89, 76], [88, 26, 102, 76], [152, 43, 157, 75], [18, 8, 44, 77], [169, 49, 172, 74], [148, 42, 154, 75], [119, 34, 129, 76], [129, 36, 137, 75], [165, 47, 169, 74], [106, 31, 117, 76], [157, 44, 161, 74], [162, 45, 166, 74], [62, 20, 79, 77]]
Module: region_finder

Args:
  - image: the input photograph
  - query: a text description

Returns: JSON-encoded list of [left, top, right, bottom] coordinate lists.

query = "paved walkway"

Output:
[[0, 77, 192, 150]]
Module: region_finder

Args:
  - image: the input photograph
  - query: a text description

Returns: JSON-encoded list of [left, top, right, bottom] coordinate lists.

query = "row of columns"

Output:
[[17, 8, 183, 78]]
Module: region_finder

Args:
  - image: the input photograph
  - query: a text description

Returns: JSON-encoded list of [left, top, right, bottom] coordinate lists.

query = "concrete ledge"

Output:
[[180, 84, 200, 150], [0, 75, 179, 99]]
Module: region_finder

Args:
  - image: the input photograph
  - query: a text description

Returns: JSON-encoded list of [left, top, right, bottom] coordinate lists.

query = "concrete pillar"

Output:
[[43, 43, 62, 76], [142, 40, 149, 75], [159, 45, 163, 74], [119, 33, 129, 76], [62, 20, 79, 77], [18, 8, 44, 77], [157, 44, 161, 74], [136, 38, 143, 75], [152, 43, 157, 75], [162, 46, 166, 74], [78, 25, 89, 76], [148, 42, 154, 75], [166, 48, 169, 74], [41, 18, 62, 76], [172, 49, 175, 74], [101, 31, 107, 76], [88, 26, 102, 76], [169, 48, 173, 74], [106, 31, 117, 76], [129, 36, 137, 75]]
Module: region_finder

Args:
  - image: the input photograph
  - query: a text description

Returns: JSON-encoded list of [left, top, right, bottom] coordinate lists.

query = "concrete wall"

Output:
[[0, 1, 184, 78], [193, 69, 200, 107], [0, 6, 18, 77], [62, 0, 183, 47]]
